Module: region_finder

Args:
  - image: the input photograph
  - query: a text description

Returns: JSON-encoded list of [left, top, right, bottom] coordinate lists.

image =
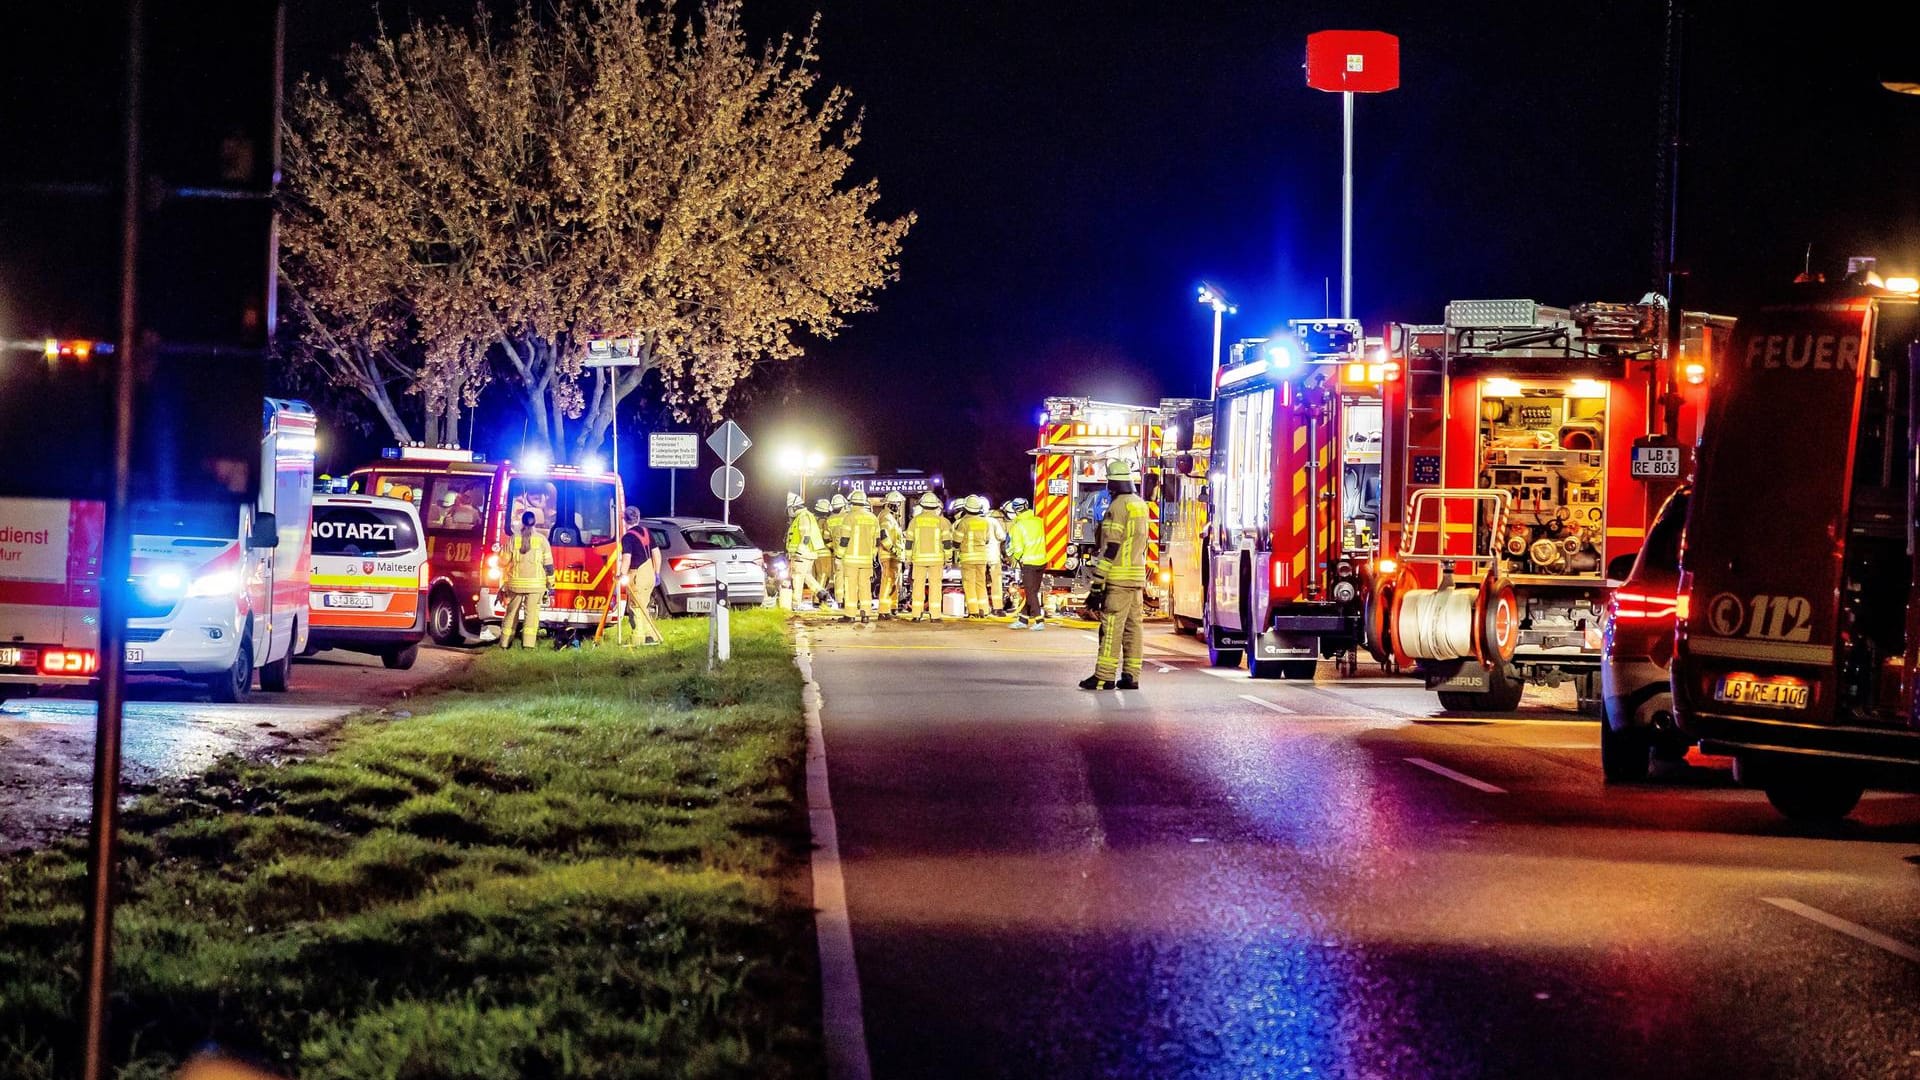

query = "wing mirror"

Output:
[[248, 512, 280, 550]]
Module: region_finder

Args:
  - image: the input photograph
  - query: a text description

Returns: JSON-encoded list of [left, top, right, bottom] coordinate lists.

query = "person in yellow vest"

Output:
[[1004, 497, 1049, 630], [823, 493, 849, 609], [811, 497, 836, 607], [499, 509, 555, 649], [877, 491, 906, 617], [833, 486, 881, 622], [1081, 459, 1151, 689], [785, 493, 824, 608], [904, 492, 952, 621], [954, 494, 995, 617]]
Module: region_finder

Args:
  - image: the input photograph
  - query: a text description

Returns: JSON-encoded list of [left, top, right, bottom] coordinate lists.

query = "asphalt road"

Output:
[[809, 619, 1920, 1079], [0, 646, 470, 850]]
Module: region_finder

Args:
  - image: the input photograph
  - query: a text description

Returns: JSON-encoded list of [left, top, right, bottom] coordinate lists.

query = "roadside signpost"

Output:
[[649, 431, 698, 515], [704, 420, 751, 670]]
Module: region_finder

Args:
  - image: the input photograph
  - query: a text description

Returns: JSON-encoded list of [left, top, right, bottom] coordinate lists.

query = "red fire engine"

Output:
[[1674, 283, 1920, 820], [1031, 398, 1163, 603], [1369, 298, 1730, 711], [1203, 319, 1382, 677]]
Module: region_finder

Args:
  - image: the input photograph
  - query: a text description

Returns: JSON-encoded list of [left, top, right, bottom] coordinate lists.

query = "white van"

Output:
[[306, 494, 428, 669]]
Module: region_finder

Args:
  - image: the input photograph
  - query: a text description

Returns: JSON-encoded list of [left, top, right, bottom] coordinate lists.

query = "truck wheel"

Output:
[[259, 648, 291, 692], [1173, 616, 1199, 636], [1599, 714, 1653, 782], [1248, 654, 1285, 680], [1437, 664, 1524, 713], [383, 643, 420, 670], [1281, 660, 1319, 681], [428, 589, 465, 647], [207, 635, 253, 704], [1763, 770, 1865, 822]]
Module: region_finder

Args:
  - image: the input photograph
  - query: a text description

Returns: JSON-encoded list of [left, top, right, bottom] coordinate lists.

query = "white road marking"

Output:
[[1761, 898, 1920, 964], [1238, 694, 1296, 715], [1200, 667, 1243, 680], [1155, 664, 1175, 674], [794, 630, 874, 1080], [1405, 756, 1507, 794]]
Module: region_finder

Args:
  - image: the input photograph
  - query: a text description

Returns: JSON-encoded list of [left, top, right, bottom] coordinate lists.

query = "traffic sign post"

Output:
[[702, 421, 750, 669], [649, 432, 698, 516]]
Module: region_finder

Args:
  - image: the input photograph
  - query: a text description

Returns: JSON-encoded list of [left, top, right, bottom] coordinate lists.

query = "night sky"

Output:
[[289, 1, 1920, 540]]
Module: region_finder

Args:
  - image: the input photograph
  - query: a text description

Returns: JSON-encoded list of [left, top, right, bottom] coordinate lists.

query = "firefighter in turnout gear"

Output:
[[984, 502, 1008, 614], [824, 494, 850, 609], [500, 510, 555, 649], [1081, 459, 1151, 690], [878, 491, 907, 615], [785, 493, 824, 608], [1005, 498, 1048, 629], [812, 497, 835, 606], [955, 494, 995, 617], [905, 492, 952, 620], [835, 487, 880, 621]]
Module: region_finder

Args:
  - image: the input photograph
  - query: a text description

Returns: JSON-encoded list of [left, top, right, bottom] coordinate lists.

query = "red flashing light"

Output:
[[1270, 555, 1287, 591], [1613, 590, 1679, 621], [1682, 360, 1707, 386], [39, 649, 98, 676], [1382, 360, 1402, 382]]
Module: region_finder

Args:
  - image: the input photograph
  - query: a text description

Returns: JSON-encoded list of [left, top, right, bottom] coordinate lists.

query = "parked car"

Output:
[[1599, 484, 1692, 781], [305, 493, 429, 669], [640, 518, 769, 617]]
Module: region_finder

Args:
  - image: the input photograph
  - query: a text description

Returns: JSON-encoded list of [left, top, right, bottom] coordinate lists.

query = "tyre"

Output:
[[1437, 664, 1525, 713], [1173, 616, 1199, 636], [259, 647, 291, 692], [1248, 654, 1286, 680], [647, 588, 670, 623], [428, 589, 465, 647], [1763, 770, 1865, 822], [1281, 660, 1319, 681], [207, 633, 253, 704], [1599, 714, 1653, 782], [383, 643, 420, 670]]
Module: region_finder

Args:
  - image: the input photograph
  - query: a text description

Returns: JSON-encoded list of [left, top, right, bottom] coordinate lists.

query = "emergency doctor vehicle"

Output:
[[306, 493, 428, 669]]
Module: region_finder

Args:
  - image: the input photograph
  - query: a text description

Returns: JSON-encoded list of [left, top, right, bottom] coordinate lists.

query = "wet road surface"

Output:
[[808, 619, 1920, 1079], [0, 646, 471, 850]]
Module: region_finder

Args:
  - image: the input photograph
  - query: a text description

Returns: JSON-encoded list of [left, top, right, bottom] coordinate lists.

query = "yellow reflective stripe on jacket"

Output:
[[1007, 513, 1047, 566], [1093, 494, 1150, 584], [504, 532, 554, 591], [956, 515, 993, 564], [837, 510, 879, 560], [905, 511, 950, 564]]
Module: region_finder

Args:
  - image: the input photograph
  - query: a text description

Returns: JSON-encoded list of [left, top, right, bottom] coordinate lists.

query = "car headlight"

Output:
[[187, 569, 242, 598], [137, 566, 189, 602]]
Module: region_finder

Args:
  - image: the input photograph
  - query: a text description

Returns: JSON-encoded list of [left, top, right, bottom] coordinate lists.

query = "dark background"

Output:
[[282, 0, 1920, 542]]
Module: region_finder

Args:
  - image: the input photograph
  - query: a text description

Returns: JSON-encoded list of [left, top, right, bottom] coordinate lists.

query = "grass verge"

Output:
[[0, 608, 818, 1079]]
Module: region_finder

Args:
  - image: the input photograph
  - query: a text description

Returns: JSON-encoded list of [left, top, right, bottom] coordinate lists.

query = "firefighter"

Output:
[[905, 492, 952, 620], [984, 499, 1008, 615], [499, 509, 554, 649], [620, 506, 664, 644], [1005, 497, 1048, 629], [954, 494, 995, 617], [877, 491, 907, 616], [824, 494, 849, 609], [1081, 459, 1150, 690], [811, 497, 836, 607], [784, 493, 824, 608], [834, 486, 881, 622]]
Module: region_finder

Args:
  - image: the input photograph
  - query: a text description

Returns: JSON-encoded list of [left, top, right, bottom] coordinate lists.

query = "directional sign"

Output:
[[710, 465, 745, 502], [648, 432, 698, 469], [707, 420, 751, 465]]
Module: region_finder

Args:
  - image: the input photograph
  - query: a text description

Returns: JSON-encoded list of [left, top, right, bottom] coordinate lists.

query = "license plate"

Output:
[[125, 647, 143, 663], [686, 596, 714, 613], [1716, 675, 1808, 709], [322, 592, 378, 610], [0, 647, 21, 667]]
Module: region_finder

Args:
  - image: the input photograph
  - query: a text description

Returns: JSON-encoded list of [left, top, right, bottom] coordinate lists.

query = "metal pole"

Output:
[[1341, 90, 1355, 319], [1660, 0, 1687, 440], [609, 380, 620, 486], [83, 2, 143, 1074], [669, 468, 677, 517], [1208, 306, 1223, 394]]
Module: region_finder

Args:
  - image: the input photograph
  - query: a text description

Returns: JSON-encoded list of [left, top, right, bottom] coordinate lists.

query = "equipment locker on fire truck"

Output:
[[1369, 298, 1731, 712], [1031, 399, 1164, 605]]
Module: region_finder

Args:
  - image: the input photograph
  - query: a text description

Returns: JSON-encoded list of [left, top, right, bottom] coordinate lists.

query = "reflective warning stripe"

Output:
[[1035, 452, 1073, 571]]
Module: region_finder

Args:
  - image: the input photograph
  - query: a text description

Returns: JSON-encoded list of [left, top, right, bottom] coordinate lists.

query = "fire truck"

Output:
[[349, 448, 625, 644], [1157, 397, 1212, 633], [1203, 320, 1382, 677], [1369, 298, 1731, 711], [1031, 398, 1163, 603], [1674, 282, 1920, 820]]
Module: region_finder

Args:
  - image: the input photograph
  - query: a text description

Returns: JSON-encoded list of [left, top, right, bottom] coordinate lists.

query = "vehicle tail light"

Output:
[[486, 553, 501, 582], [1613, 590, 1679, 621], [419, 561, 432, 588], [1270, 555, 1286, 590], [1673, 591, 1690, 621], [1382, 359, 1402, 382], [39, 649, 98, 676], [669, 556, 712, 573]]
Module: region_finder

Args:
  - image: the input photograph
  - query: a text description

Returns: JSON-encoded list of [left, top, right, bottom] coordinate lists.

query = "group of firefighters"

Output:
[[782, 488, 1054, 625], [780, 460, 1152, 689]]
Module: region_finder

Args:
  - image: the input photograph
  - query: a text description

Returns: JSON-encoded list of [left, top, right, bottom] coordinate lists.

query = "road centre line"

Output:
[[1762, 898, 1920, 964], [1404, 756, 1507, 794], [1238, 694, 1296, 714], [793, 630, 875, 1080]]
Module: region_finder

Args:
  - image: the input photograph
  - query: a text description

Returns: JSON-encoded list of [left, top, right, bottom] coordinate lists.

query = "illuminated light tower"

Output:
[[1304, 31, 1401, 320], [1197, 283, 1236, 395]]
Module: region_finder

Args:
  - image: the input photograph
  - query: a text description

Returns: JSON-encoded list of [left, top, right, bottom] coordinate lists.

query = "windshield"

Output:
[[682, 525, 754, 551], [314, 504, 419, 557], [130, 500, 238, 540], [507, 477, 617, 546]]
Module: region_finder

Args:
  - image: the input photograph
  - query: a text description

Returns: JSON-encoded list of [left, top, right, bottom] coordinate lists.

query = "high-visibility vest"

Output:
[[878, 510, 904, 559], [786, 509, 822, 559], [503, 530, 554, 592], [1007, 511, 1047, 566], [836, 507, 879, 561], [905, 510, 951, 565], [823, 513, 846, 557], [955, 514, 994, 565], [1092, 493, 1150, 585]]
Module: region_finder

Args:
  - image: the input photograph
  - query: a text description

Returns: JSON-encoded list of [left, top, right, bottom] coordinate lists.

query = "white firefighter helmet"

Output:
[[786, 492, 803, 512], [966, 494, 988, 514], [831, 493, 848, 511], [918, 492, 942, 510]]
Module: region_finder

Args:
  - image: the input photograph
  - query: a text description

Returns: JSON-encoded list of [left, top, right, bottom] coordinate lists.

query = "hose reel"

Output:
[[1363, 488, 1522, 669]]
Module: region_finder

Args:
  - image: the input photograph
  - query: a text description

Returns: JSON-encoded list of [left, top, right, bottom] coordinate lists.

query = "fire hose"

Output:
[[1394, 588, 1479, 661]]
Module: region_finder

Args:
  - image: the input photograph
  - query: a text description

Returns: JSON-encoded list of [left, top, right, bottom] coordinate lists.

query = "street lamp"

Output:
[[778, 446, 827, 501], [1197, 283, 1236, 396]]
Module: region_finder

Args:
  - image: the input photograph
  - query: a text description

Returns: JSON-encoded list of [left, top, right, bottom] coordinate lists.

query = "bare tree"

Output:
[[281, 0, 913, 460]]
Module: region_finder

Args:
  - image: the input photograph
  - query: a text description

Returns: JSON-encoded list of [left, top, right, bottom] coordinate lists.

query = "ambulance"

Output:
[[348, 447, 624, 644], [1674, 281, 1920, 820], [306, 493, 429, 669], [0, 399, 317, 703]]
